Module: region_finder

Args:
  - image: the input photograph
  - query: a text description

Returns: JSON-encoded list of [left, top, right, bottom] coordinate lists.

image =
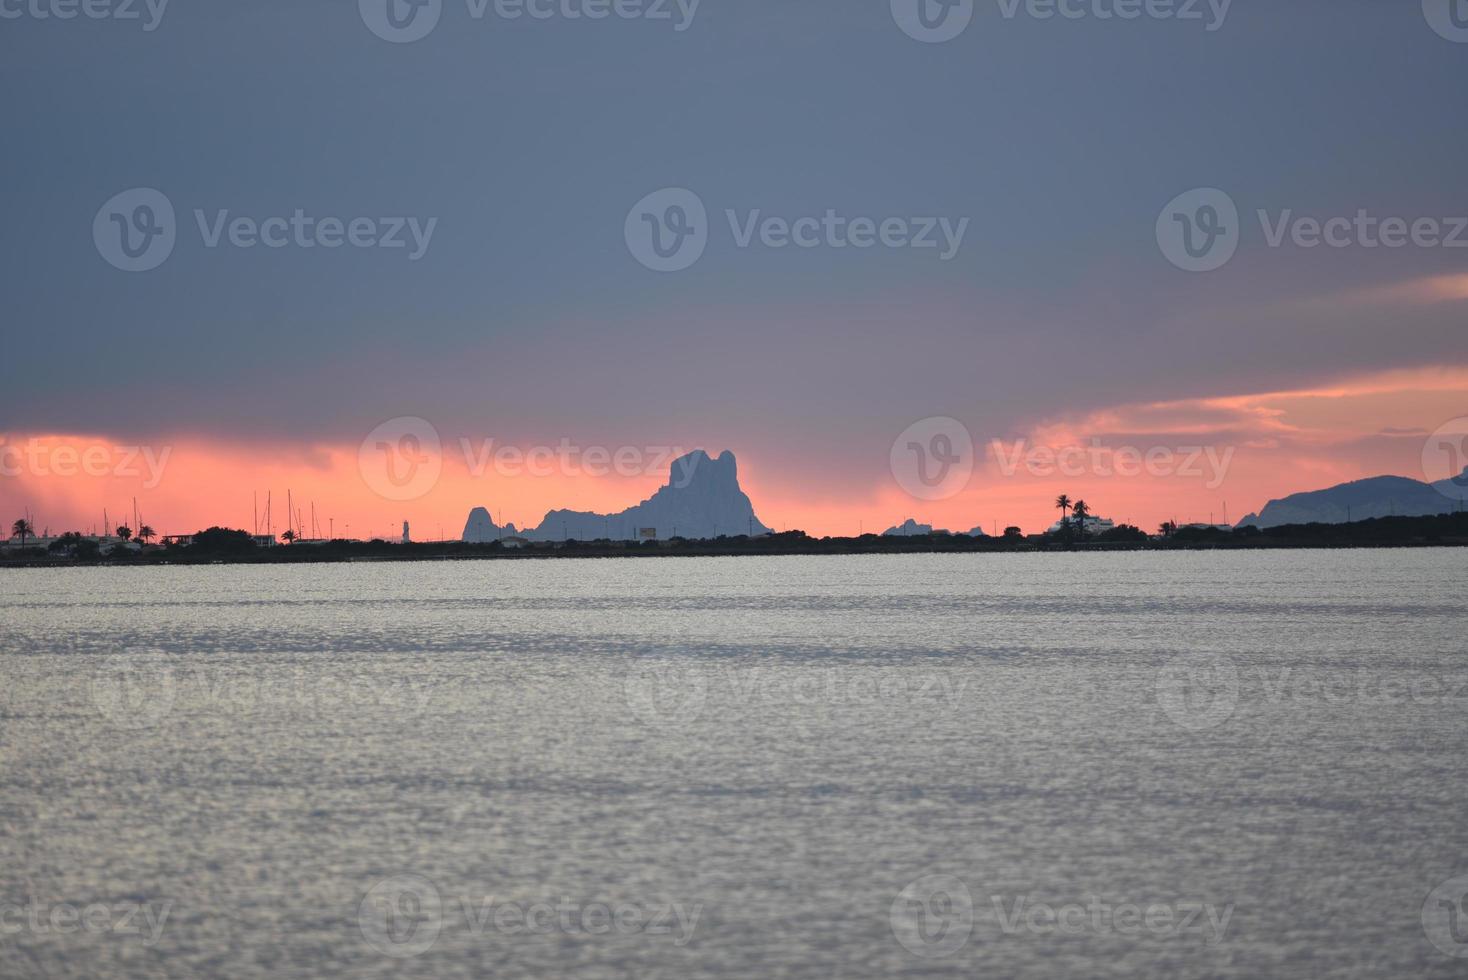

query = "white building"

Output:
[[1047, 515, 1117, 535], [2, 533, 137, 554], [1, 534, 57, 553]]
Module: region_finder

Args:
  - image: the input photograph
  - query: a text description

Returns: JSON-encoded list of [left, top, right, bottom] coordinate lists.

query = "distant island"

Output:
[[1237, 470, 1468, 527], [461, 449, 771, 543]]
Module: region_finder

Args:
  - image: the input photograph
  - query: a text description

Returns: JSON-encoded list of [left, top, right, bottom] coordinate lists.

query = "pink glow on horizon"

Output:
[[3, 365, 1465, 540]]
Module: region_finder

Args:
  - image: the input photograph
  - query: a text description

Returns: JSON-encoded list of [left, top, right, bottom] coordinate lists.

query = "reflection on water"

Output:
[[1, 551, 1465, 978]]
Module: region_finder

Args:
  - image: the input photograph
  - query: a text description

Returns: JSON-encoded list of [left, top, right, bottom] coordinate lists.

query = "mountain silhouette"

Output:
[[1237, 467, 1468, 528], [462, 449, 771, 542], [880, 519, 986, 537]]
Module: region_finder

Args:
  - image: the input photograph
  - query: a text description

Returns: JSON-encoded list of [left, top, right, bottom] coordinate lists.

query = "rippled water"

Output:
[[2, 551, 1466, 978]]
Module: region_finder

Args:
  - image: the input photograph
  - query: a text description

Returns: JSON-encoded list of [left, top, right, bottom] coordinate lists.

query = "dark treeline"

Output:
[[5, 512, 1468, 567]]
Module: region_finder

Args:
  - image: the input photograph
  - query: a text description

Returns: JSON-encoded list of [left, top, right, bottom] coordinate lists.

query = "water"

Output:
[[1, 551, 1465, 978]]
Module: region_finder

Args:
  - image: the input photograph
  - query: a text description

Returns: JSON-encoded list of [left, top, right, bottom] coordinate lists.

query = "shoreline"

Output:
[[4, 512, 1466, 569]]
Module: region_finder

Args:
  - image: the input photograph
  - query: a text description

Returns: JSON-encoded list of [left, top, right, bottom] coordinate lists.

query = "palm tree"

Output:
[[137, 525, 156, 544], [281, 529, 296, 544], [1071, 499, 1090, 539], [1054, 494, 1072, 530], [116, 525, 133, 541], [11, 518, 34, 549], [1158, 520, 1177, 537]]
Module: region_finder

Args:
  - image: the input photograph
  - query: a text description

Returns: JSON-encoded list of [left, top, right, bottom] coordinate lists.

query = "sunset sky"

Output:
[[3, 1, 1465, 538]]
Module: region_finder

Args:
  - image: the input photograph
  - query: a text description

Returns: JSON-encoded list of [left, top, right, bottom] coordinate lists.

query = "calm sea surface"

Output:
[[1, 551, 1466, 978]]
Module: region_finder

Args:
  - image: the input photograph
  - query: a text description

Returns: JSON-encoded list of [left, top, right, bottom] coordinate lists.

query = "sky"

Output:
[[2, 0, 1466, 538]]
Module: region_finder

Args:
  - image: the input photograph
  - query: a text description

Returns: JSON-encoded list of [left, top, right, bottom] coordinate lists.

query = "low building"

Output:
[[1, 534, 58, 553], [1046, 516, 1117, 535], [4, 533, 144, 555]]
